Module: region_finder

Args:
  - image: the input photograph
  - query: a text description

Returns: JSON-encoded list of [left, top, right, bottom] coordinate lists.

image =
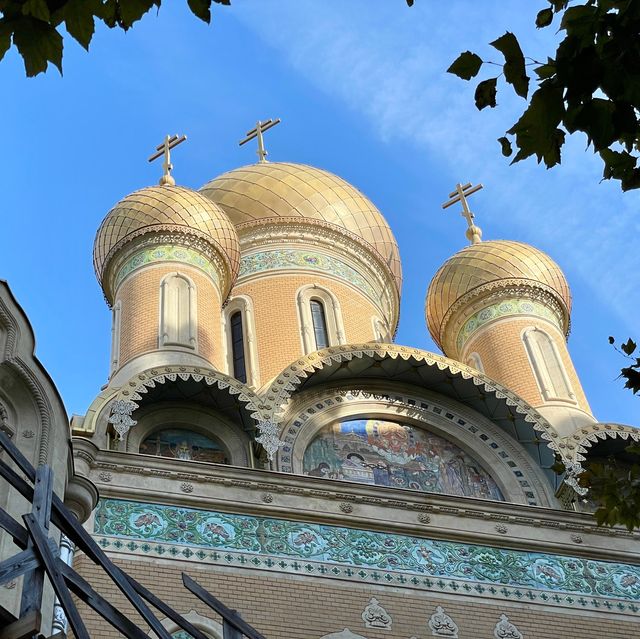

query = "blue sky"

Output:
[[1, 1, 637, 426]]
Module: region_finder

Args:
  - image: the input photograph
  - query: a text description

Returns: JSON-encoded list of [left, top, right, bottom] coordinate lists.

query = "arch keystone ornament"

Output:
[[255, 420, 285, 461], [428, 606, 458, 637]]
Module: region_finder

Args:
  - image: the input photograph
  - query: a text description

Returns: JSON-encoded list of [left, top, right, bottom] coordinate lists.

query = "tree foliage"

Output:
[[447, 1, 640, 191], [576, 445, 640, 532], [0, 0, 230, 76], [609, 336, 640, 394]]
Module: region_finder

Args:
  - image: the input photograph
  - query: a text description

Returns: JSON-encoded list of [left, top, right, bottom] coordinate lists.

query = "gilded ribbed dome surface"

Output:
[[426, 240, 571, 345], [94, 185, 240, 285], [199, 162, 402, 291]]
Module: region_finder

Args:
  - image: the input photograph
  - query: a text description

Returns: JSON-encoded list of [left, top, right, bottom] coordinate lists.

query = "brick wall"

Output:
[[72, 554, 636, 639], [115, 265, 223, 370], [462, 318, 591, 414], [233, 275, 382, 384]]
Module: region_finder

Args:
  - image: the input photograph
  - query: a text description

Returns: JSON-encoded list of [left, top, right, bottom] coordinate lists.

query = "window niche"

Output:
[[297, 285, 346, 355], [159, 273, 197, 350], [303, 418, 504, 501], [222, 296, 259, 387], [522, 326, 576, 403], [140, 428, 230, 464]]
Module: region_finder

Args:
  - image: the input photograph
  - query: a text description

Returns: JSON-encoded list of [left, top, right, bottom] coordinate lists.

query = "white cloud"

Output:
[[233, 0, 638, 330]]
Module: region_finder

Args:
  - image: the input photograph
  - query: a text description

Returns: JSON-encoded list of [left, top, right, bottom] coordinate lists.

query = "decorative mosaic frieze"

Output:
[[114, 245, 220, 290], [239, 249, 377, 300], [95, 498, 640, 614], [456, 298, 562, 351]]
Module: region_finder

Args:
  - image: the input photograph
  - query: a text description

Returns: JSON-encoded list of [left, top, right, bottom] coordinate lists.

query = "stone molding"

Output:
[[436, 283, 570, 357], [361, 597, 392, 629], [237, 221, 399, 331], [455, 297, 564, 353], [101, 229, 235, 307], [81, 447, 640, 554], [428, 606, 458, 637]]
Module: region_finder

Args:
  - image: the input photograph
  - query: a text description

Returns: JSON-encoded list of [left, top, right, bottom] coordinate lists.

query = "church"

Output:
[[1, 125, 639, 639]]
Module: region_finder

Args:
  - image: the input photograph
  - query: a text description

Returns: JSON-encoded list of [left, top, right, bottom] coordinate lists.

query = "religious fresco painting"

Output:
[[140, 428, 229, 464], [303, 419, 504, 500]]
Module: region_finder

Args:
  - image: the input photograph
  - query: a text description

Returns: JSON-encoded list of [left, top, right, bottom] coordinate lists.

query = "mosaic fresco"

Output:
[[115, 245, 220, 289], [94, 499, 640, 607], [139, 429, 229, 464], [239, 249, 377, 300], [303, 419, 504, 500], [456, 298, 562, 350]]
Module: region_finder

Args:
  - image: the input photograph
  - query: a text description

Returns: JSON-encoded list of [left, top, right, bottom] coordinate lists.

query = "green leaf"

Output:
[[21, 0, 51, 22], [534, 58, 556, 80], [56, 0, 98, 50], [447, 51, 483, 81], [507, 84, 564, 165], [12, 16, 63, 76], [188, 0, 212, 23], [490, 31, 529, 98], [119, 0, 157, 30], [622, 338, 637, 356], [474, 78, 497, 110], [498, 136, 512, 157], [536, 8, 553, 28]]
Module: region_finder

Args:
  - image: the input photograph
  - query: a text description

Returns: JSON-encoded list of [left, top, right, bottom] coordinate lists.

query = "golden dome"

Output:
[[199, 162, 402, 292], [426, 240, 571, 348], [94, 185, 240, 298]]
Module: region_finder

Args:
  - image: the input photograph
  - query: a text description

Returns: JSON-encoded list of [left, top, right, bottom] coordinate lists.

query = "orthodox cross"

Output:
[[239, 118, 281, 163], [441, 182, 484, 245], [148, 134, 187, 185]]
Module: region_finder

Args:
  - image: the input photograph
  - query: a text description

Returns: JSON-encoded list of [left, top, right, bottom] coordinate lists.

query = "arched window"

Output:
[[160, 273, 197, 350], [110, 300, 122, 373], [372, 317, 390, 343], [296, 285, 346, 354], [230, 311, 247, 383], [222, 296, 259, 387], [523, 327, 576, 402], [310, 299, 329, 350], [303, 418, 504, 500], [140, 428, 229, 464]]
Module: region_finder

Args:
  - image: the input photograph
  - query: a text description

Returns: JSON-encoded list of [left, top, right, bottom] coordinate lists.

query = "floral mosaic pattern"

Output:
[[239, 250, 376, 299], [456, 298, 562, 350], [115, 245, 219, 289], [95, 499, 640, 603]]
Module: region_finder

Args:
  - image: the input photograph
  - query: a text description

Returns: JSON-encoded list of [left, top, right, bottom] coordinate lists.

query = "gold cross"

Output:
[[148, 134, 187, 185], [442, 182, 484, 245], [239, 118, 281, 163]]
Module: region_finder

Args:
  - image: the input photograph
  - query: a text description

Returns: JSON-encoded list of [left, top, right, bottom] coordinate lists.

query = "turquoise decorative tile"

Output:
[[239, 249, 376, 299], [94, 498, 640, 610]]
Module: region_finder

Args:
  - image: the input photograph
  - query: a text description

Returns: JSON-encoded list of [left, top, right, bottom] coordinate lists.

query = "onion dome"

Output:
[[426, 240, 571, 350], [199, 162, 402, 293], [94, 185, 240, 303]]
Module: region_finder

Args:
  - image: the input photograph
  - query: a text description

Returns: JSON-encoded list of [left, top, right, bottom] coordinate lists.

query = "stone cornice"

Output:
[[81, 447, 640, 564]]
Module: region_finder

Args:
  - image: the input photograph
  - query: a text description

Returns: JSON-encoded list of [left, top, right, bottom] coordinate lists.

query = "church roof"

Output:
[[93, 185, 240, 300], [199, 162, 402, 293], [426, 240, 571, 349]]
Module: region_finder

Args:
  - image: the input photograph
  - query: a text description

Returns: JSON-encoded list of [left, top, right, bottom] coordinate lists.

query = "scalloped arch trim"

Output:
[[261, 342, 562, 453]]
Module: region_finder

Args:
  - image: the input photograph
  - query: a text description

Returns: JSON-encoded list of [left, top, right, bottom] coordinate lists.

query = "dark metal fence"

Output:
[[0, 429, 266, 639]]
